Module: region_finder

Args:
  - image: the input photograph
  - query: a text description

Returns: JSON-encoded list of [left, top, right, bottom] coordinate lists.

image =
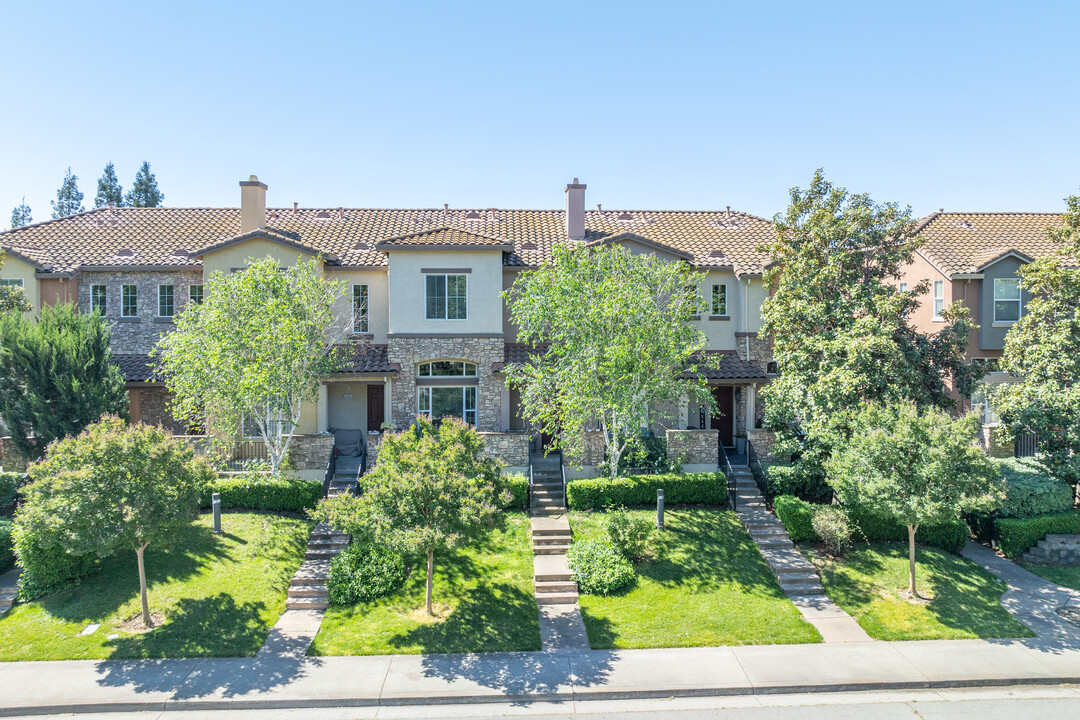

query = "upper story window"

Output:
[[898, 282, 908, 293], [189, 284, 204, 305], [994, 278, 1021, 322], [711, 284, 727, 316], [91, 284, 107, 314], [766, 361, 779, 375], [121, 284, 138, 317], [158, 285, 175, 317], [932, 280, 944, 320], [425, 274, 467, 320], [353, 284, 369, 333], [418, 361, 477, 377]]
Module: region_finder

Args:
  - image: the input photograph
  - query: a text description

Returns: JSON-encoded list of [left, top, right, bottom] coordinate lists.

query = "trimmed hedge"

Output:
[[200, 474, 323, 512], [997, 510, 1080, 559], [503, 473, 529, 511], [772, 494, 969, 553], [0, 471, 22, 512], [774, 495, 816, 542], [566, 472, 726, 510], [995, 458, 1074, 519], [0, 519, 13, 572]]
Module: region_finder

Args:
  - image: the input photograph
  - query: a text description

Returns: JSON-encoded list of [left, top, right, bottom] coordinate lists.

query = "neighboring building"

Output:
[[0, 176, 776, 474], [899, 211, 1064, 454]]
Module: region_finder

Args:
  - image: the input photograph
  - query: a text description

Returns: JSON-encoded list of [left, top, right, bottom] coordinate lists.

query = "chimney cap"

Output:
[[565, 177, 586, 191], [240, 175, 268, 189]]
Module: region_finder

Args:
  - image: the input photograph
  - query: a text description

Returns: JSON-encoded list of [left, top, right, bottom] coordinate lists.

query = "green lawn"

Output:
[[567, 508, 821, 648], [309, 512, 540, 655], [1021, 563, 1080, 591], [804, 543, 1034, 641], [0, 511, 312, 660]]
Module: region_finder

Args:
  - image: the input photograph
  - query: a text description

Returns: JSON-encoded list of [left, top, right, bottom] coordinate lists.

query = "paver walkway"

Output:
[[961, 540, 1080, 641], [0, 565, 18, 616], [730, 464, 871, 643]]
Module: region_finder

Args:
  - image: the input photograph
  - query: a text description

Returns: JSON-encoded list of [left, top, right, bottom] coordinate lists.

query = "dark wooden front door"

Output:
[[367, 384, 385, 432], [710, 386, 734, 447]]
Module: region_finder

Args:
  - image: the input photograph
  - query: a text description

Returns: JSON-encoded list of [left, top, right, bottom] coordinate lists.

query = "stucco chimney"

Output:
[[239, 175, 268, 234], [565, 177, 586, 240]]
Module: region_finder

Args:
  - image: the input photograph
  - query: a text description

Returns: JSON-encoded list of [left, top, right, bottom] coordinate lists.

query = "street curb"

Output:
[[3, 675, 1079, 716]]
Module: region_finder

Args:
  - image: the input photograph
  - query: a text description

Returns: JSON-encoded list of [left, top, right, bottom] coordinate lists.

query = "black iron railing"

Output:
[[718, 442, 736, 511], [746, 438, 771, 510], [322, 449, 337, 498]]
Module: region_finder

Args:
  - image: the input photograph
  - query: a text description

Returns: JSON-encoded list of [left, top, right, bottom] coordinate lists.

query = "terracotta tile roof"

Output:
[[331, 343, 399, 374], [0, 205, 775, 276], [375, 226, 513, 251], [493, 342, 550, 372], [692, 351, 767, 381], [913, 212, 1065, 277]]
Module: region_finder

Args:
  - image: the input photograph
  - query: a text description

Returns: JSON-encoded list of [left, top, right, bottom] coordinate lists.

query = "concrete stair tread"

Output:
[[535, 580, 577, 591], [533, 545, 570, 555], [286, 600, 329, 610]]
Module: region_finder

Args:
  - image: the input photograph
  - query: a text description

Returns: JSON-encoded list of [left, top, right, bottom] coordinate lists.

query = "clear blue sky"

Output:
[[2, 1, 1078, 226]]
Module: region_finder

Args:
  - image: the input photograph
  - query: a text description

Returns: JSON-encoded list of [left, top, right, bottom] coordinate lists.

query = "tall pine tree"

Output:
[[125, 161, 164, 207], [94, 162, 124, 208], [10, 197, 32, 228], [51, 168, 85, 218]]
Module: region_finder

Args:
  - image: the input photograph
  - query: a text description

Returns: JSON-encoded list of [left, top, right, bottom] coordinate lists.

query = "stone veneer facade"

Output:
[[78, 270, 202, 355], [131, 387, 186, 434], [478, 431, 530, 471], [289, 433, 335, 472], [386, 336, 504, 431], [665, 428, 719, 470]]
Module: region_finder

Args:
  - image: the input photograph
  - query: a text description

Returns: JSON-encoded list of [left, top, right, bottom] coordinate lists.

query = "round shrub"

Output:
[[811, 506, 852, 556], [326, 543, 406, 605], [995, 458, 1074, 519], [605, 509, 655, 562], [566, 539, 635, 595]]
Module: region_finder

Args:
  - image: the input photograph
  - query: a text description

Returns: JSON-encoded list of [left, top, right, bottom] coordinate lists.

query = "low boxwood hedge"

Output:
[[566, 472, 726, 510], [502, 473, 529, 511], [772, 494, 968, 552], [200, 473, 323, 512], [0, 519, 13, 573], [997, 510, 1080, 559]]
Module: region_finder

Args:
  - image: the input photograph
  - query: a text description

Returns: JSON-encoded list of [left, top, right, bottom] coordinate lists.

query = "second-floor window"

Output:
[[994, 278, 1021, 322], [425, 274, 467, 320], [711, 284, 727, 316], [932, 280, 944, 320], [898, 282, 908, 293], [91, 284, 107, 314], [353, 284, 369, 333], [158, 285, 174, 317], [189, 284, 204, 305], [122, 285, 138, 317]]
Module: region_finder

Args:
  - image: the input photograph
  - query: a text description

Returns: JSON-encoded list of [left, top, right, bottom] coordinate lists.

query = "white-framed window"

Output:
[[932, 280, 945, 320], [189, 284, 204, 305], [994, 278, 1021, 322], [711, 284, 727, 315], [158, 285, 174, 317], [121, 284, 138, 317], [352, 284, 369, 333], [898, 282, 908, 293], [418, 386, 477, 426], [91, 284, 107, 314], [418, 361, 476, 377], [970, 385, 999, 426], [0, 278, 24, 288], [425, 274, 467, 320]]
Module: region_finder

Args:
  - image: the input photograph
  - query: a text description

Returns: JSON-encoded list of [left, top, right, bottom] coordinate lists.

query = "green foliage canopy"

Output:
[[50, 167, 84, 218], [124, 161, 164, 207], [94, 161, 124, 208], [9, 197, 32, 230]]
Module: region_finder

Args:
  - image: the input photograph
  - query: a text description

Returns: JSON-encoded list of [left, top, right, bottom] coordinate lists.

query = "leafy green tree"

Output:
[[503, 243, 713, 476], [50, 167, 85, 218], [826, 402, 1001, 597], [94, 161, 124, 208], [0, 251, 31, 314], [0, 303, 128, 459], [760, 170, 979, 500], [995, 194, 1080, 485], [19, 418, 212, 626], [124, 161, 164, 207], [155, 256, 345, 473], [313, 416, 507, 616], [10, 197, 32, 228]]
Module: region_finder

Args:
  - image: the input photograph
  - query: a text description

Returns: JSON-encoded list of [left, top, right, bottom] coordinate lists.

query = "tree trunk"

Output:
[[136, 543, 151, 627], [907, 524, 919, 598], [425, 546, 434, 616]]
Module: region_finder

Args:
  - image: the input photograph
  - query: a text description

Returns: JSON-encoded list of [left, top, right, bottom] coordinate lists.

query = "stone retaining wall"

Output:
[[746, 429, 781, 464], [479, 431, 530, 471], [666, 428, 718, 471], [0, 437, 28, 473], [289, 433, 335, 471], [982, 425, 1015, 459]]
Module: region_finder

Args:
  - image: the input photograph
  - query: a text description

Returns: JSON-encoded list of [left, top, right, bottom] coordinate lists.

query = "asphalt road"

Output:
[[6, 684, 1080, 720]]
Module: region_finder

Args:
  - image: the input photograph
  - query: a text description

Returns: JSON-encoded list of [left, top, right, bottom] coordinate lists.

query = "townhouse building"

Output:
[[0, 176, 776, 476]]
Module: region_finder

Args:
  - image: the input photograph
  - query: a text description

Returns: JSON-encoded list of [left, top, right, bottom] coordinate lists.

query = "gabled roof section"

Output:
[[1, 245, 52, 271], [583, 232, 695, 262], [913, 212, 1063, 277], [375, 226, 514, 252], [195, 227, 337, 262]]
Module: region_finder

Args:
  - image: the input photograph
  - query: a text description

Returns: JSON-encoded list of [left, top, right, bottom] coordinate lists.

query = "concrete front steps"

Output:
[[531, 466, 565, 516], [1022, 534, 1080, 566], [286, 523, 349, 611], [532, 519, 577, 604]]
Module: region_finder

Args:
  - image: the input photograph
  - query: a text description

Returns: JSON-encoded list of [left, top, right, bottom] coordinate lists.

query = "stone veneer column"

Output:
[[386, 336, 504, 431]]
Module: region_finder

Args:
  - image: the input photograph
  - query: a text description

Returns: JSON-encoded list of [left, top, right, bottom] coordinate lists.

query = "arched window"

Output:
[[418, 361, 476, 377]]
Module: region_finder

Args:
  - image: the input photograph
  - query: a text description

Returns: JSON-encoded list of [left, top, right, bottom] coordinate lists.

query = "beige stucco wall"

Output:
[[326, 381, 368, 430], [386, 249, 505, 334], [694, 269, 741, 348], [327, 269, 389, 343], [200, 239, 316, 277], [0, 255, 39, 315]]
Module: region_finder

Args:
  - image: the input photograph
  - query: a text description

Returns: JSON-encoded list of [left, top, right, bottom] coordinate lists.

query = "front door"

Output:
[[367, 384, 385, 432], [710, 386, 734, 447]]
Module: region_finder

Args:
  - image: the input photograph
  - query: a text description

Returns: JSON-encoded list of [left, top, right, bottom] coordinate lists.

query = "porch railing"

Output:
[[718, 442, 736, 511], [746, 438, 771, 510], [322, 447, 337, 498]]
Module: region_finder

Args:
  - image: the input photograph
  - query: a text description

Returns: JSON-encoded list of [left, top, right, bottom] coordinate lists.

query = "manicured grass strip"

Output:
[[309, 512, 540, 655], [803, 543, 1034, 641], [0, 512, 312, 660], [1021, 563, 1080, 592], [568, 508, 821, 648]]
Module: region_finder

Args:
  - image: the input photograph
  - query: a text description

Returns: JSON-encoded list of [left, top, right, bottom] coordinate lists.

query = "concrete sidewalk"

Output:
[[1, 637, 1079, 716]]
